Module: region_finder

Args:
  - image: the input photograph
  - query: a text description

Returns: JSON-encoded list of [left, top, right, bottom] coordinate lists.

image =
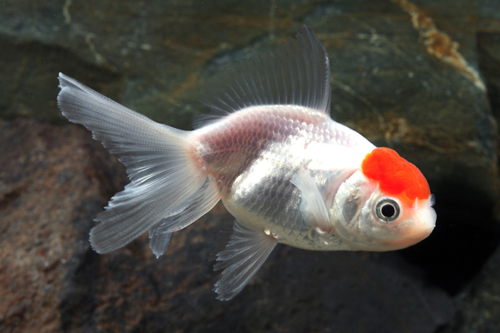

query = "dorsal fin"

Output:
[[199, 25, 331, 126]]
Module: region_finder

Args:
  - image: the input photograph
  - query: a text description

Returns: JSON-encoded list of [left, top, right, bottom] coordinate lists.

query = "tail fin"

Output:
[[57, 73, 220, 255]]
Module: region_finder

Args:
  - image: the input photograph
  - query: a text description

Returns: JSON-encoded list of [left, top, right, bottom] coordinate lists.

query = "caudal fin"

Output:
[[57, 73, 220, 255]]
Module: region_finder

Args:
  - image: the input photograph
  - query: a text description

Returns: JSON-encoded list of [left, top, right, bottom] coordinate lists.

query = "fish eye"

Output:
[[374, 198, 400, 222]]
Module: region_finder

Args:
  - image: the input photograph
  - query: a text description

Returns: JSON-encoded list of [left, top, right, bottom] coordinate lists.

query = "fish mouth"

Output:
[[407, 226, 434, 242], [406, 206, 437, 241]]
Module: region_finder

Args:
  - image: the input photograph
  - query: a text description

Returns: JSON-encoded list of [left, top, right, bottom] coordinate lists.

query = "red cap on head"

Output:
[[361, 148, 430, 203]]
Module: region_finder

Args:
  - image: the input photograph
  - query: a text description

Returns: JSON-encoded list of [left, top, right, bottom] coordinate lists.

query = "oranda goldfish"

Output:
[[57, 25, 436, 300]]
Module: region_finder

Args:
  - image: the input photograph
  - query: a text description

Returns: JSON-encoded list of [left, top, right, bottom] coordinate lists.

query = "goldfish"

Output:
[[57, 25, 436, 300]]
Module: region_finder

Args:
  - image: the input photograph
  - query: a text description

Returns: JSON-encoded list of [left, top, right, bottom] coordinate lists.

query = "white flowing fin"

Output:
[[291, 168, 332, 233], [57, 73, 213, 254], [213, 218, 277, 301], [148, 230, 173, 259], [147, 177, 220, 258], [198, 24, 331, 128]]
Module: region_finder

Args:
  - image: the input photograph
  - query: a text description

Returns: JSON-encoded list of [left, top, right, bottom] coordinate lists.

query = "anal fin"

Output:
[[214, 219, 277, 301], [148, 177, 220, 258], [148, 230, 173, 259]]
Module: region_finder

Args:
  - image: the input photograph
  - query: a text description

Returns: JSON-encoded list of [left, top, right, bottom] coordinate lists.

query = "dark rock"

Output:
[[1, 0, 500, 331], [440, 1, 500, 332], [93, 238, 454, 333], [0, 0, 315, 128], [479, 0, 500, 126], [444, 244, 500, 333], [0, 118, 126, 332], [0, 34, 123, 124]]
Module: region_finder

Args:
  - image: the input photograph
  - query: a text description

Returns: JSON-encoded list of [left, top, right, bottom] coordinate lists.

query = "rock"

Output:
[[92, 240, 454, 332], [0, 34, 123, 124], [479, 0, 500, 123], [1, 0, 500, 331], [440, 1, 500, 331], [0, 0, 314, 128], [0, 119, 126, 332], [444, 244, 500, 333]]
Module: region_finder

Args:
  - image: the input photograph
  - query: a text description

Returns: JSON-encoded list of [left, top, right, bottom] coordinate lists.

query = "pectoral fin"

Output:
[[291, 168, 332, 233], [214, 219, 277, 301]]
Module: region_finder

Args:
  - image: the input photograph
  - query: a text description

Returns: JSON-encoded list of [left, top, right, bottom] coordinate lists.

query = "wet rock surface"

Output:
[[0, 119, 126, 332], [1, 0, 500, 332]]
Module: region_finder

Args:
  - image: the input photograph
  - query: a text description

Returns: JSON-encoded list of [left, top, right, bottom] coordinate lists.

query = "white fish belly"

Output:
[[194, 105, 374, 250]]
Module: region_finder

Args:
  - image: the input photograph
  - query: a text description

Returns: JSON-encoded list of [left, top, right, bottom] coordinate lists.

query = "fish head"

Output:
[[331, 147, 436, 251], [353, 188, 436, 251]]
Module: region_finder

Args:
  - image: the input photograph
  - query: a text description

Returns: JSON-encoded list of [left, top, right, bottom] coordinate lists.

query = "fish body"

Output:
[[194, 105, 373, 251], [57, 25, 436, 300]]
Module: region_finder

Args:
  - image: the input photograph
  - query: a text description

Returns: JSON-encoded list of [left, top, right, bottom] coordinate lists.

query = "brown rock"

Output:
[[0, 119, 126, 332], [2, 0, 500, 331]]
